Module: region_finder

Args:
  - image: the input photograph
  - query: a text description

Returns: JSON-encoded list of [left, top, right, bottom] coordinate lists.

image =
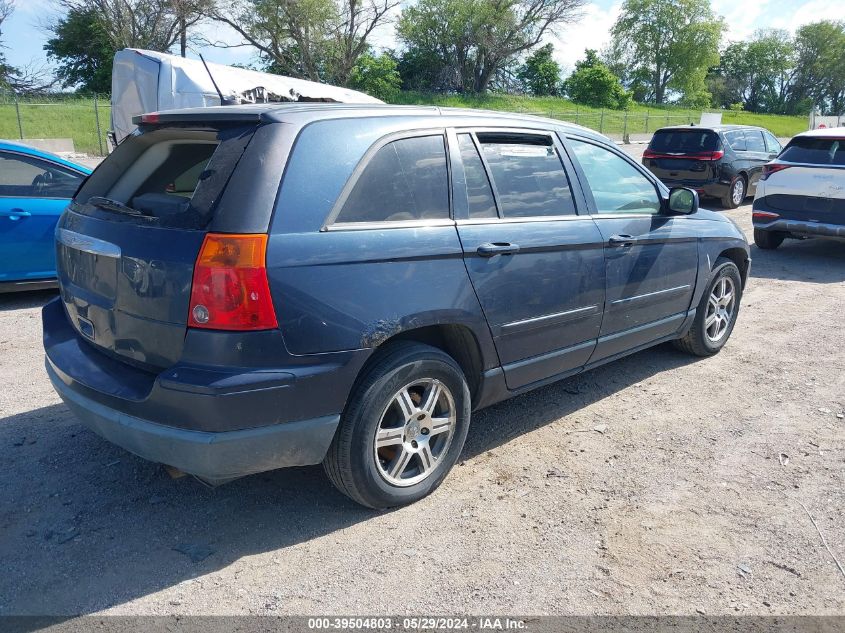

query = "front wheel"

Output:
[[323, 342, 471, 508], [673, 258, 742, 357]]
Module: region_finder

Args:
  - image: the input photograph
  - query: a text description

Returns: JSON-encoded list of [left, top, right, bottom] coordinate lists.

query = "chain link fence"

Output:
[[0, 91, 709, 156]]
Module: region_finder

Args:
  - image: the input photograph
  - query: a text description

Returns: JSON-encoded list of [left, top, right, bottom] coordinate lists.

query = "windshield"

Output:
[[649, 130, 720, 154], [779, 137, 845, 165]]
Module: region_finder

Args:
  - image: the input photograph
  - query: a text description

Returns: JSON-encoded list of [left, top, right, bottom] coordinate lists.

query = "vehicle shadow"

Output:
[[749, 238, 845, 284], [0, 344, 695, 615], [0, 289, 57, 312]]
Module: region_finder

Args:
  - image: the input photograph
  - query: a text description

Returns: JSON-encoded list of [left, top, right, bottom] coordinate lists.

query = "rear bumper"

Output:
[[752, 198, 845, 238], [42, 297, 367, 480], [47, 360, 339, 483]]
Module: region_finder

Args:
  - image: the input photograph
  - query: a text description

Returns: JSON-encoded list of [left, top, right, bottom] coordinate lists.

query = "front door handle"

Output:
[[0, 208, 31, 220], [608, 234, 636, 247], [477, 242, 520, 257]]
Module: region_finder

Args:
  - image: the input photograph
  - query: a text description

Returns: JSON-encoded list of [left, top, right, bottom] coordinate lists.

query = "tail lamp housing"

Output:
[[761, 163, 790, 180], [188, 233, 278, 331]]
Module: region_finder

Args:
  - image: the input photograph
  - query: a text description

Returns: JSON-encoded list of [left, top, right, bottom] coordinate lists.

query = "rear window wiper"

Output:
[[88, 196, 152, 218]]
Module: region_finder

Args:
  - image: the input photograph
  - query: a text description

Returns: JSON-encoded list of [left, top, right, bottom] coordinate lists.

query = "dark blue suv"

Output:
[[43, 104, 750, 508]]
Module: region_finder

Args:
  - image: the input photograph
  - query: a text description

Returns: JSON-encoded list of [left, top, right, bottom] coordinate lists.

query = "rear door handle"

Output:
[[477, 242, 520, 257], [608, 234, 636, 247], [0, 208, 31, 219]]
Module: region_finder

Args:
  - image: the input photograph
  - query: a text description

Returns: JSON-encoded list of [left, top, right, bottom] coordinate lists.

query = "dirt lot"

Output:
[[1, 162, 844, 616]]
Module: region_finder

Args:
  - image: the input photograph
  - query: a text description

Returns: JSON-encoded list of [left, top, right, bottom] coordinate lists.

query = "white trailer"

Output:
[[110, 49, 383, 144]]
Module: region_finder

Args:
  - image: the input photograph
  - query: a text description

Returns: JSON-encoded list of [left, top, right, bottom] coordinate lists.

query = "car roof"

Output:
[[0, 139, 92, 173], [141, 102, 612, 145], [795, 126, 845, 138]]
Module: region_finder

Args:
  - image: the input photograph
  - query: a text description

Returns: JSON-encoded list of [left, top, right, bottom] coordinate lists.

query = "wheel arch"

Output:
[[717, 247, 750, 289]]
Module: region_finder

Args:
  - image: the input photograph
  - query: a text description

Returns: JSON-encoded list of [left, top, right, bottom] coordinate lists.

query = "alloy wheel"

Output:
[[705, 276, 736, 343]]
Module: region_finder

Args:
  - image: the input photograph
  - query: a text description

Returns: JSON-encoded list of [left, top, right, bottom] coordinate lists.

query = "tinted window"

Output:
[[724, 130, 746, 151], [457, 134, 497, 218], [763, 130, 782, 154], [337, 135, 449, 223], [649, 130, 719, 153], [0, 152, 83, 198], [780, 137, 845, 165], [569, 139, 661, 215], [476, 133, 575, 218], [744, 130, 766, 152]]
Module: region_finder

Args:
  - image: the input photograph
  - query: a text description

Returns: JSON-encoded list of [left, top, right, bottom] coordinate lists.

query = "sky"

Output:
[[3, 0, 845, 78]]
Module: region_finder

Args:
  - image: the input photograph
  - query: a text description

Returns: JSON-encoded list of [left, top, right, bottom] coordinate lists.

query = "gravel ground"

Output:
[[1, 150, 844, 616]]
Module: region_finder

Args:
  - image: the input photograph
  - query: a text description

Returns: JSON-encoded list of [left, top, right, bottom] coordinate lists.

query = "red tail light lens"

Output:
[[643, 149, 724, 160], [188, 233, 278, 331], [761, 164, 790, 180], [752, 211, 780, 221]]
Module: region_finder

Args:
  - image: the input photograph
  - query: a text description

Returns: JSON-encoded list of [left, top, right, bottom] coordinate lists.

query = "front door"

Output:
[[563, 137, 699, 364], [451, 129, 606, 390]]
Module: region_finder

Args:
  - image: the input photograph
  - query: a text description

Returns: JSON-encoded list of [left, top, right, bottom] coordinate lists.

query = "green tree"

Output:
[[563, 49, 631, 109], [793, 20, 845, 115], [518, 43, 561, 96], [608, 0, 724, 105], [45, 7, 117, 94], [397, 0, 585, 93], [349, 51, 400, 101], [210, 0, 398, 86], [712, 30, 796, 113]]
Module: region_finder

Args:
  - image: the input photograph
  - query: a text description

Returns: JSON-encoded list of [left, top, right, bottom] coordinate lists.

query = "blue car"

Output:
[[0, 141, 91, 291], [43, 105, 750, 508]]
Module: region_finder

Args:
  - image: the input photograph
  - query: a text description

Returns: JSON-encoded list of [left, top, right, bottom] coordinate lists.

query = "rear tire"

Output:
[[754, 228, 785, 250], [323, 342, 471, 509], [721, 176, 746, 209], [673, 258, 742, 357]]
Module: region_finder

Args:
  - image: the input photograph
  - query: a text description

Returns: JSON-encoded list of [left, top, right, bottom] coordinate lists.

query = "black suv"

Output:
[[43, 105, 750, 508], [643, 125, 782, 208]]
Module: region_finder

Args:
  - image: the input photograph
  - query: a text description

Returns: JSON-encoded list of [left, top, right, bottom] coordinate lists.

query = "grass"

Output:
[[0, 92, 807, 156], [393, 91, 808, 138]]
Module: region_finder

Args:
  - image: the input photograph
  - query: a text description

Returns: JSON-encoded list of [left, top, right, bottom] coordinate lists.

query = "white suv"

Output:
[[752, 127, 845, 250]]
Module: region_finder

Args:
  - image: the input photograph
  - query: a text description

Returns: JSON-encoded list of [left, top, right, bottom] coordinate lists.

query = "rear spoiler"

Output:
[[132, 111, 264, 126]]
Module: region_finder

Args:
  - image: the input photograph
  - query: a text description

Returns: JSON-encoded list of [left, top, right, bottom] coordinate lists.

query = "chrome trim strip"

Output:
[[56, 228, 121, 258], [499, 305, 599, 335], [610, 284, 691, 307], [323, 219, 456, 232]]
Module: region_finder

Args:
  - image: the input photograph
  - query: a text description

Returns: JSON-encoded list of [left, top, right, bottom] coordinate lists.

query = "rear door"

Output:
[[743, 129, 771, 194], [643, 129, 721, 184], [565, 136, 698, 363], [56, 123, 257, 369], [451, 128, 605, 390], [0, 151, 85, 282]]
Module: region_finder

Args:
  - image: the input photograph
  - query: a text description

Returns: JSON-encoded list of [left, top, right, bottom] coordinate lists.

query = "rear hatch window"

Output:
[[57, 124, 258, 369], [779, 137, 845, 165], [648, 129, 720, 155]]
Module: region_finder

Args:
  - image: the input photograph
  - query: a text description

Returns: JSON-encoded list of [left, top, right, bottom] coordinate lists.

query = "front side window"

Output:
[[744, 130, 767, 152], [763, 130, 782, 154], [336, 135, 449, 223], [0, 152, 84, 198], [569, 139, 661, 215], [475, 133, 575, 218]]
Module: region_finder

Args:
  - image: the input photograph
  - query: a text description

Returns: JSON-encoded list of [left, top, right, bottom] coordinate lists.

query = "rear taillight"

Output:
[[752, 211, 780, 221], [761, 163, 790, 180], [188, 233, 278, 331], [642, 149, 724, 160]]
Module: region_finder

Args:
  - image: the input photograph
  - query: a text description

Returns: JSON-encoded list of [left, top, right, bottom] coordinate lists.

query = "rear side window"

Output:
[[650, 130, 720, 153], [0, 152, 84, 198], [744, 130, 766, 152], [73, 125, 256, 229], [457, 134, 497, 219], [724, 130, 746, 151], [335, 135, 449, 223], [476, 133, 575, 218], [779, 137, 845, 165]]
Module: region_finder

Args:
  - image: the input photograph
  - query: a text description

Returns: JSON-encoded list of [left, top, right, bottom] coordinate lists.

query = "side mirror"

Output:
[[667, 187, 699, 215]]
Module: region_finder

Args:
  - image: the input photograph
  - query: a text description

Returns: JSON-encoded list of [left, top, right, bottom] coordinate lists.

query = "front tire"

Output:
[[721, 176, 746, 209], [754, 228, 785, 250], [673, 258, 742, 357], [323, 342, 471, 508]]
